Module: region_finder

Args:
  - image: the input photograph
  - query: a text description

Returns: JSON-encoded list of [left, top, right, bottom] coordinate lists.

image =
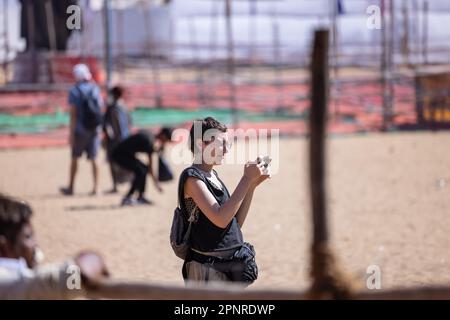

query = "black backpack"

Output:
[[76, 85, 103, 130]]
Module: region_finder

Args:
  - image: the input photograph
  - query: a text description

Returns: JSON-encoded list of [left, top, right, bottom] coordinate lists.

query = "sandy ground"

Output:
[[1, 131, 450, 293]]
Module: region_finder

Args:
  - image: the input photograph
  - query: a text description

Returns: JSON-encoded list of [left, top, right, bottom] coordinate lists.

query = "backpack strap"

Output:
[[177, 166, 203, 215], [74, 83, 94, 105], [178, 166, 227, 217]]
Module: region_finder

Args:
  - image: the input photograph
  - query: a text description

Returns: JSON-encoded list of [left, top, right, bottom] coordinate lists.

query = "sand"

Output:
[[1, 131, 450, 292]]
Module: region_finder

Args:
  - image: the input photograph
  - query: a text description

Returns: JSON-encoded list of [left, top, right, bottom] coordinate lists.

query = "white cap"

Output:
[[73, 63, 92, 81]]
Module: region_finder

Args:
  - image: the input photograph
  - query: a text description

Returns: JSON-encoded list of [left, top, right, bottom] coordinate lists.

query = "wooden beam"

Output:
[[84, 279, 450, 300], [86, 280, 306, 300]]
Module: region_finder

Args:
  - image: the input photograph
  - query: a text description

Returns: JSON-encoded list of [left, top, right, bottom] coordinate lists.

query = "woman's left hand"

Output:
[[252, 172, 271, 188]]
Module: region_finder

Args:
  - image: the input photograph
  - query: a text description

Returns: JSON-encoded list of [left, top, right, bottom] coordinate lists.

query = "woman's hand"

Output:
[[252, 171, 271, 188], [243, 161, 265, 183]]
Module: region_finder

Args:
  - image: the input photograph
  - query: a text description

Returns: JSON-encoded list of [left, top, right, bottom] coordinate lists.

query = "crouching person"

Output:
[[0, 193, 109, 299]]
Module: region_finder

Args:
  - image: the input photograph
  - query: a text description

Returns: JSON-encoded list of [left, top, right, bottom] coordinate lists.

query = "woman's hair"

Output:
[[189, 117, 227, 154], [110, 86, 124, 100], [0, 193, 33, 243]]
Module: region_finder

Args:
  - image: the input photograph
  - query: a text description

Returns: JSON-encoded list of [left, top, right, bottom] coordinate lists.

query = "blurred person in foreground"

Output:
[[0, 193, 109, 299]]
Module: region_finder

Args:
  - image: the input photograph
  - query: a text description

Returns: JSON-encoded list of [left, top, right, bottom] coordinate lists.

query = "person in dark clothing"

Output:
[[179, 117, 270, 283], [111, 128, 173, 206], [103, 86, 131, 193]]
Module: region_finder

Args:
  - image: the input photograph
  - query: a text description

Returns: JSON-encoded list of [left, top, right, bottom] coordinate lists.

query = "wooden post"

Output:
[[117, 7, 126, 81], [207, 0, 220, 107], [2, 0, 9, 84], [144, 0, 163, 108], [84, 279, 450, 300], [412, 0, 419, 65], [422, 0, 429, 65], [249, 0, 257, 84], [25, 0, 37, 83], [225, 0, 238, 126], [272, 14, 283, 110], [44, 0, 56, 84], [380, 0, 393, 131], [308, 28, 351, 299], [189, 17, 206, 107], [310, 28, 329, 254], [402, 0, 410, 66], [44, 0, 57, 52], [103, 0, 113, 88], [388, 0, 395, 128], [330, 0, 340, 119]]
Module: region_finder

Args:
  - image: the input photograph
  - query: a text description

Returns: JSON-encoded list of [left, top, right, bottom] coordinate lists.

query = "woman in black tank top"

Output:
[[180, 117, 270, 283]]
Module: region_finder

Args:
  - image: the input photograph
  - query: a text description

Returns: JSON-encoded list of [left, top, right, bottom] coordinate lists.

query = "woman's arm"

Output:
[[235, 186, 255, 228], [235, 172, 271, 227], [185, 176, 253, 229], [184, 163, 264, 229]]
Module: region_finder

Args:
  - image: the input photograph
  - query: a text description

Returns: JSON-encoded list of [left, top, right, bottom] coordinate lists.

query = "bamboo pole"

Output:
[[225, 0, 238, 126], [380, 0, 393, 131], [44, 0, 56, 84], [25, 0, 37, 83], [422, 0, 429, 65], [104, 0, 113, 88], [44, 0, 57, 53], [85, 279, 450, 300], [117, 7, 126, 81], [86, 280, 305, 300], [189, 17, 206, 107], [144, 0, 163, 108], [249, 0, 257, 84], [401, 0, 410, 66], [2, 0, 9, 84], [206, 0, 220, 107], [272, 11, 283, 111], [330, 0, 340, 119]]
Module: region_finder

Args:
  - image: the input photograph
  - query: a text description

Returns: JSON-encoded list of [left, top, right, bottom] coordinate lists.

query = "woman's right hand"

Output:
[[243, 162, 265, 183]]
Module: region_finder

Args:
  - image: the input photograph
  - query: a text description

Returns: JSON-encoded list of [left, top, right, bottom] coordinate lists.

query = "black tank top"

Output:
[[178, 166, 244, 253]]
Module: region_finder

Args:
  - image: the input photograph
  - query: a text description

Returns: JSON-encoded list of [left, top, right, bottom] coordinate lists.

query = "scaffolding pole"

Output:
[[2, 0, 9, 84], [44, 0, 57, 84], [380, 0, 393, 130], [117, 7, 126, 81], [104, 0, 113, 88], [422, 0, 429, 65], [144, 0, 163, 108], [225, 0, 238, 126], [272, 12, 283, 110], [330, 0, 340, 118], [25, 0, 37, 83]]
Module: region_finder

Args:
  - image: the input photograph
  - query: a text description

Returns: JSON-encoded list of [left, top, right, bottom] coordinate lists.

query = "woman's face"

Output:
[[2, 222, 39, 269], [202, 131, 231, 165]]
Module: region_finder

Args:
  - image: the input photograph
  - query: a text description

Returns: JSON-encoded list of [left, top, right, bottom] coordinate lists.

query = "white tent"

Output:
[[1, 0, 450, 64]]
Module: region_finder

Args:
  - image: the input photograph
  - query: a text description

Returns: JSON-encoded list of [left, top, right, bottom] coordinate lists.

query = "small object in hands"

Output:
[[257, 155, 272, 175]]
